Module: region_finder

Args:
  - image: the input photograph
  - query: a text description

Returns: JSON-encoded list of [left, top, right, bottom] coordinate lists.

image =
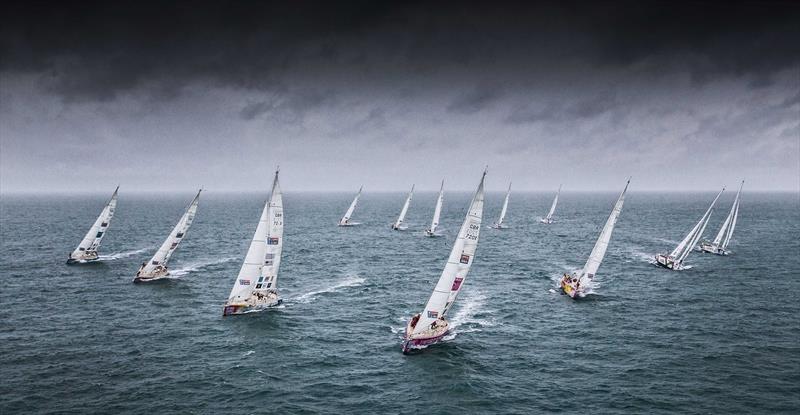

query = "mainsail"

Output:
[[339, 186, 362, 225], [70, 186, 119, 260], [578, 179, 629, 284], [670, 188, 724, 262], [714, 180, 743, 250], [428, 180, 444, 234], [138, 190, 201, 276], [494, 181, 511, 227], [544, 185, 561, 222], [227, 169, 283, 303], [393, 185, 414, 229], [412, 170, 485, 335]]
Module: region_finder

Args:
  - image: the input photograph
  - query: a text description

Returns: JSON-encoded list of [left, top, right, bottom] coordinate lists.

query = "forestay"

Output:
[[715, 180, 743, 249], [496, 181, 511, 226], [545, 185, 561, 221], [429, 180, 444, 234], [140, 190, 201, 274], [412, 170, 485, 335], [579, 179, 629, 283], [670, 188, 724, 261], [71, 186, 118, 257], [394, 185, 414, 228], [340, 186, 362, 225], [227, 169, 283, 302]]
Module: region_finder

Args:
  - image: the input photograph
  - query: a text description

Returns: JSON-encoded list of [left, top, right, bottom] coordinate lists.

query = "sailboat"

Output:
[[701, 180, 743, 255], [424, 180, 445, 237], [402, 169, 485, 353], [338, 186, 363, 227], [391, 185, 414, 230], [134, 190, 201, 282], [540, 185, 561, 224], [67, 186, 119, 264], [655, 187, 724, 270], [491, 181, 511, 229], [561, 179, 630, 298], [223, 168, 284, 316]]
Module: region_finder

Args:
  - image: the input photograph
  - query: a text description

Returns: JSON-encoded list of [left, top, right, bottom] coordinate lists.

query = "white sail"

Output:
[[579, 179, 629, 283], [670, 188, 724, 261], [139, 190, 201, 275], [720, 180, 743, 249], [545, 185, 561, 221], [428, 180, 444, 234], [256, 171, 283, 294], [495, 181, 511, 226], [339, 186, 362, 225], [227, 169, 282, 303], [70, 186, 118, 259], [412, 170, 485, 335], [393, 184, 414, 229]]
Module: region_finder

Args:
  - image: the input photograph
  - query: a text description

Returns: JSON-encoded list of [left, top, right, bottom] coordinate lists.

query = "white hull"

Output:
[[424, 229, 442, 237], [490, 223, 508, 229], [391, 224, 408, 231], [338, 222, 361, 227], [700, 242, 728, 255], [654, 253, 686, 270], [540, 218, 554, 224], [223, 293, 282, 316]]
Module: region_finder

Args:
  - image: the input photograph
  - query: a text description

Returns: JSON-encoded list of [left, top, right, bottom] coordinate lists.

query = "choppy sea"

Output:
[[1, 190, 799, 413]]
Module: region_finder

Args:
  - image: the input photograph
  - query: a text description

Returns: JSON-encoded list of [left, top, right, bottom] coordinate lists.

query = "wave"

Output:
[[99, 246, 154, 261], [293, 274, 365, 304], [168, 257, 238, 278], [446, 291, 496, 338]]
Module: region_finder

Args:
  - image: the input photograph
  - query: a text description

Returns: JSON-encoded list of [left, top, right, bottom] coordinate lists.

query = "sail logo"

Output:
[[451, 277, 463, 291], [267, 237, 280, 245], [239, 279, 251, 285], [460, 254, 470, 264], [427, 311, 438, 319]]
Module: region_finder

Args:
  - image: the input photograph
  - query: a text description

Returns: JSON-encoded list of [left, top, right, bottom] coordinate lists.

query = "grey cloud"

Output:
[[447, 86, 503, 114]]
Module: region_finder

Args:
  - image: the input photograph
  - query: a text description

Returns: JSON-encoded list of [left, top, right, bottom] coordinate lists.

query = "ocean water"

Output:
[[1, 190, 799, 414]]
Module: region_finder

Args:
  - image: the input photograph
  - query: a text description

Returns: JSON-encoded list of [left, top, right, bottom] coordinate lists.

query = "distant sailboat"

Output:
[[491, 181, 511, 229], [403, 169, 485, 353], [425, 180, 445, 237], [134, 190, 201, 282], [701, 180, 743, 255], [67, 186, 119, 264], [223, 168, 284, 316], [540, 185, 561, 224], [391, 185, 414, 230], [655, 188, 724, 270], [561, 179, 630, 298], [339, 186, 363, 226]]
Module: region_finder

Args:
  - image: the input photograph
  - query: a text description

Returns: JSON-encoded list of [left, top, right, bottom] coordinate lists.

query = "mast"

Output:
[[579, 178, 629, 282], [340, 186, 362, 224], [256, 169, 283, 292], [71, 186, 118, 256], [140, 189, 201, 274], [722, 180, 743, 249], [545, 185, 561, 221], [429, 180, 444, 233], [227, 169, 280, 303], [496, 181, 511, 226], [394, 184, 414, 228], [412, 169, 485, 335], [671, 188, 724, 261]]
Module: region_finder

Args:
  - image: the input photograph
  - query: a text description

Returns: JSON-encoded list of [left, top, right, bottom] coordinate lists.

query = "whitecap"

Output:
[[293, 274, 365, 304]]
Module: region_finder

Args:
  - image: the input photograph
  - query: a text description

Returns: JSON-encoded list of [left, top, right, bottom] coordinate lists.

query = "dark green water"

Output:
[[1, 191, 799, 414]]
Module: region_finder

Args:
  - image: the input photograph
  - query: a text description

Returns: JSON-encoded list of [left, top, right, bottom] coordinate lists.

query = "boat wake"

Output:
[[293, 274, 365, 304], [168, 257, 238, 278], [446, 292, 496, 340], [99, 246, 154, 261]]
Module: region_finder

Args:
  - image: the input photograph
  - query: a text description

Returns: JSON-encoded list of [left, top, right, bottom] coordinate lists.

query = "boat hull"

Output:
[[338, 222, 361, 227], [540, 218, 553, 224], [391, 225, 408, 231], [66, 256, 99, 265], [223, 298, 283, 316], [402, 317, 450, 353], [700, 243, 727, 255], [490, 223, 508, 229], [654, 254, 684, 270], [424, 229, 442, 237]]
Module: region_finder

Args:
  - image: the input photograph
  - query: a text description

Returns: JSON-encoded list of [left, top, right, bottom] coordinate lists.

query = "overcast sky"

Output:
[[1, 1, 798, 193]]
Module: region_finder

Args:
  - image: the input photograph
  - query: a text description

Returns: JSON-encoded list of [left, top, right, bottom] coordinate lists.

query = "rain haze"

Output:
[[1, 1, 799, 193]]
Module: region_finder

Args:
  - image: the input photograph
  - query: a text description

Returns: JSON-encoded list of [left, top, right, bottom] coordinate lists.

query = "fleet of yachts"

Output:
[[65, 170, 744, 353]]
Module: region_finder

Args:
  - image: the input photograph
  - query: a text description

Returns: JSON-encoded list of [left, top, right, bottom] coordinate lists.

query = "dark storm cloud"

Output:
[[506, 91, 619, 124], [2, 1, 799, 102]]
